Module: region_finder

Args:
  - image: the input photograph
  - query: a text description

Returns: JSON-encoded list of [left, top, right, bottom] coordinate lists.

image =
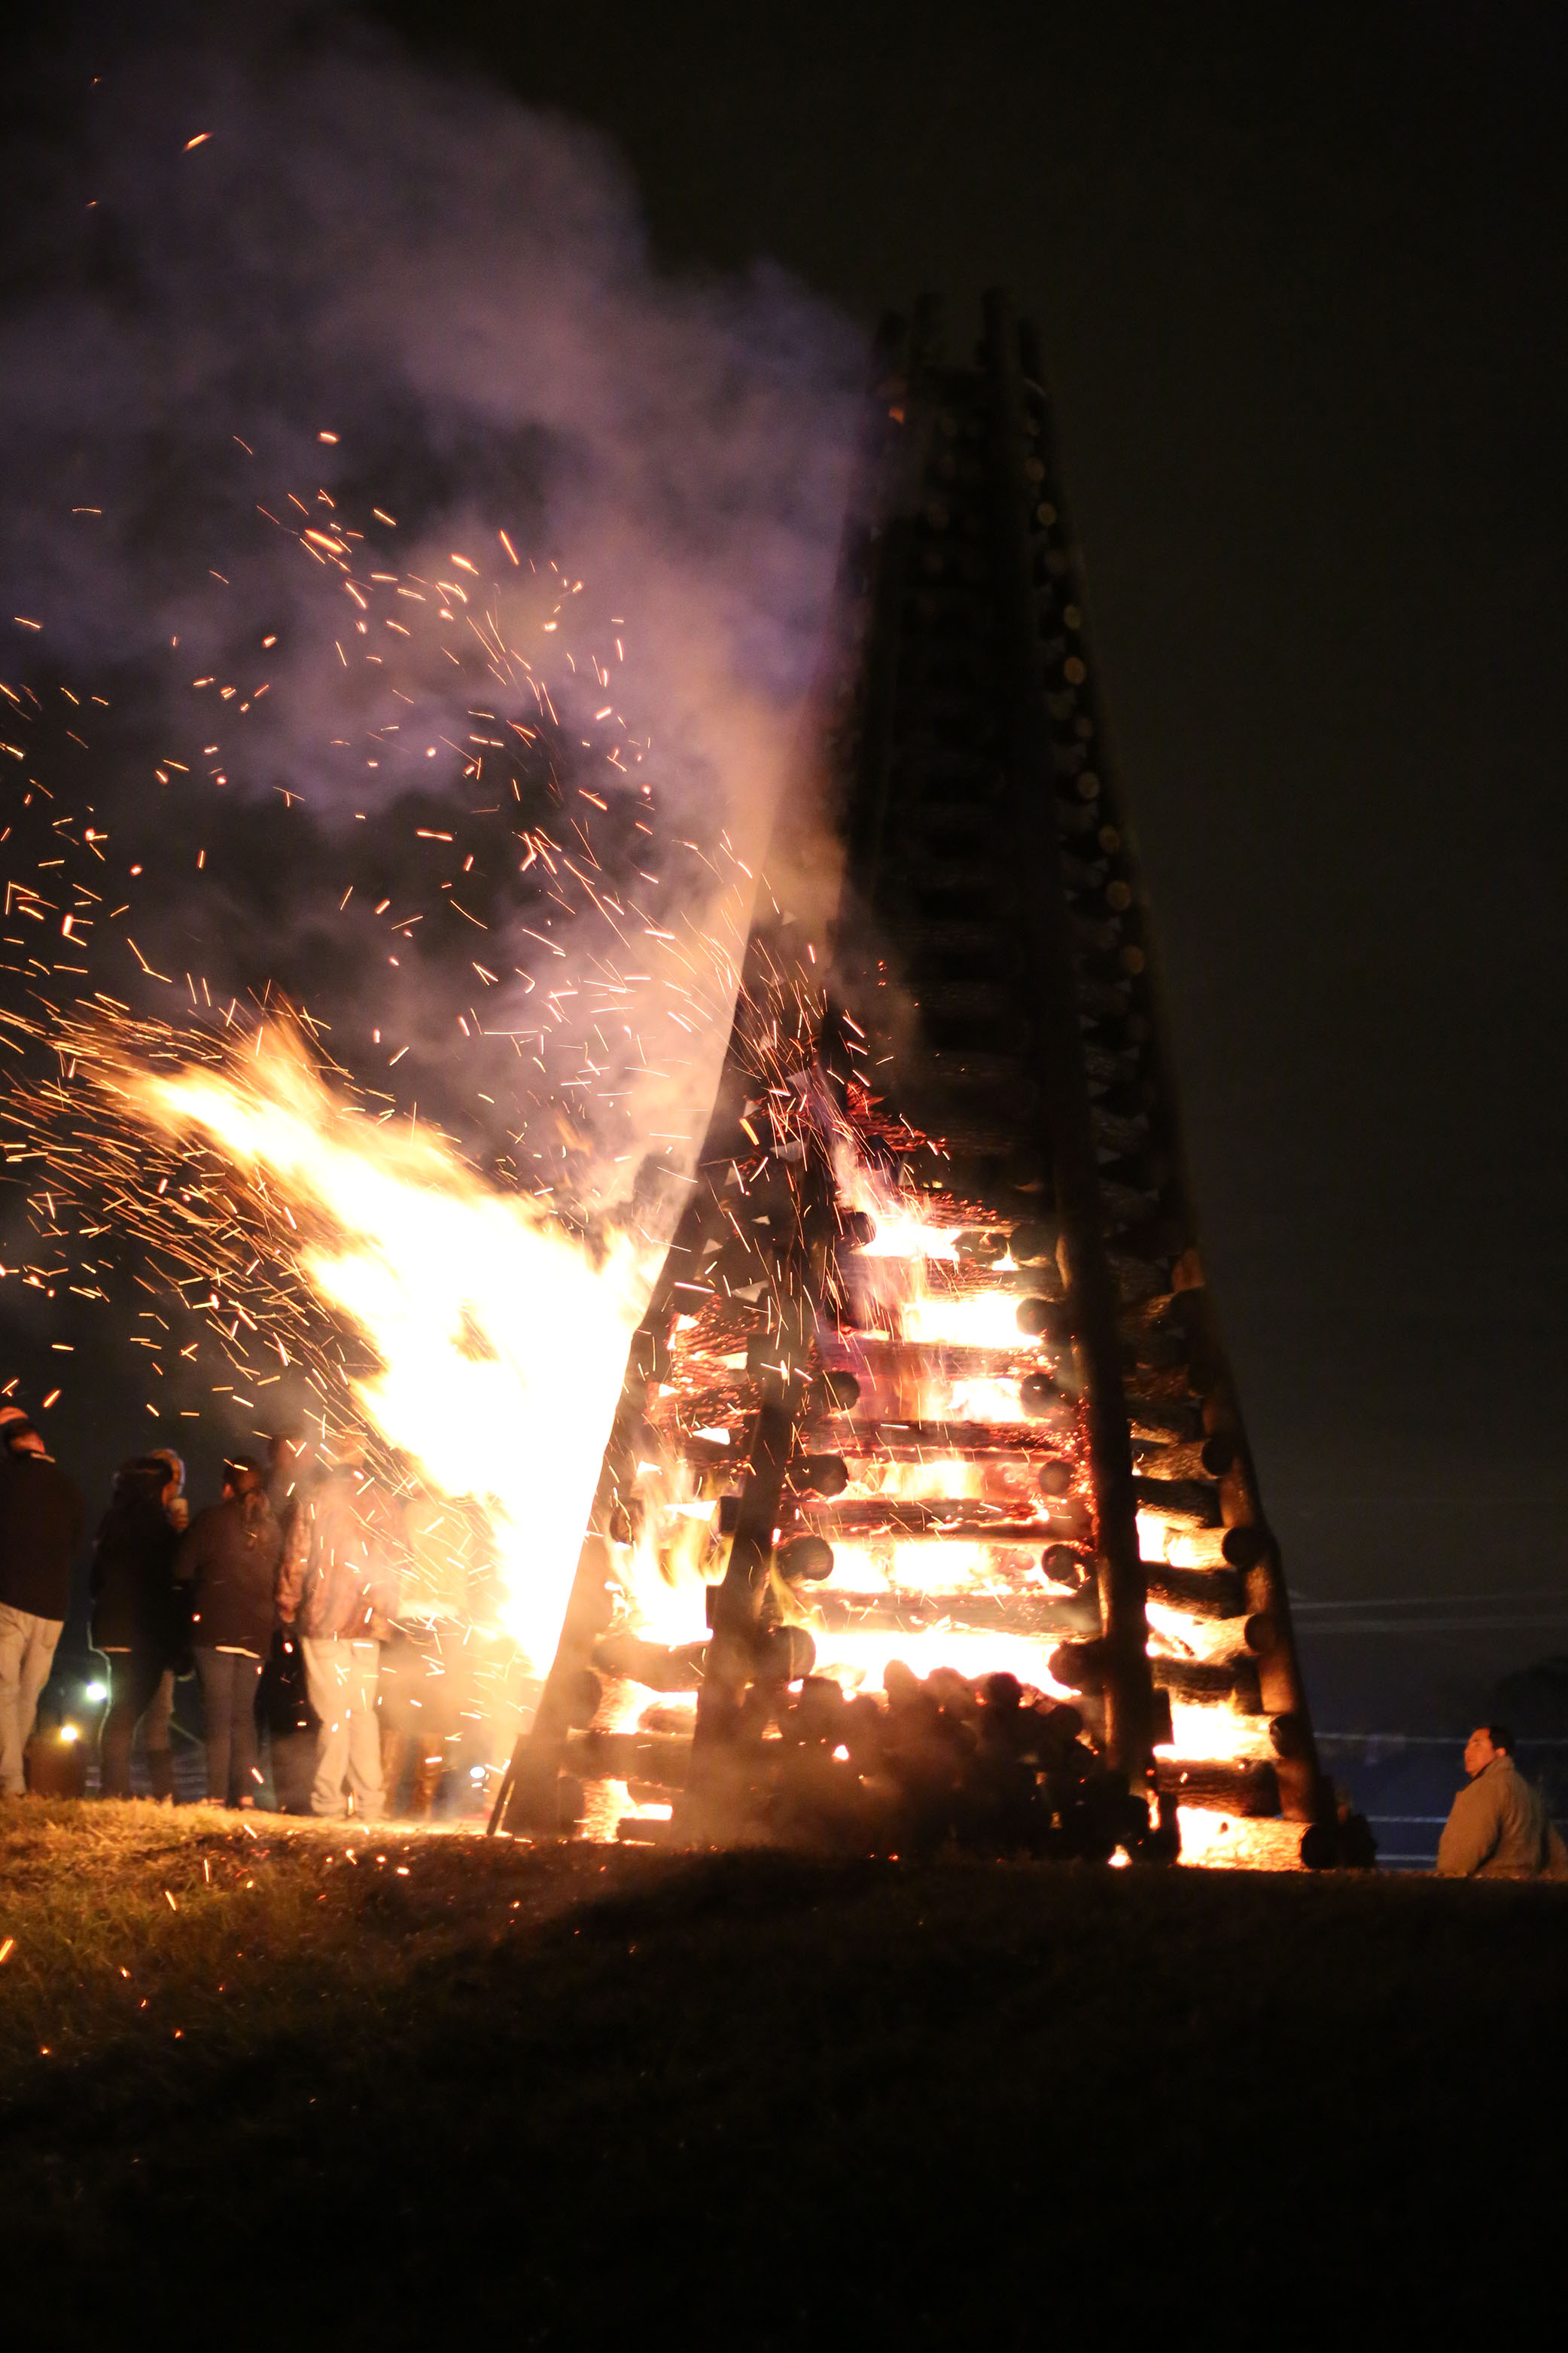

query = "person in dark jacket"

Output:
[[0, 1422, 85, 1795], [91, 1454, 183, 1800], [139, 1448, 190, 1778], [255, 1428, 320, 1812], [175, 1455, 284, 1809]]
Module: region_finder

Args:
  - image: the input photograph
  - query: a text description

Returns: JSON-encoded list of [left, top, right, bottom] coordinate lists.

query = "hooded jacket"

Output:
[[175, 1492, 285, 1657], [90, 1458, 181, 1654], [0, 1447, 86, 1622]]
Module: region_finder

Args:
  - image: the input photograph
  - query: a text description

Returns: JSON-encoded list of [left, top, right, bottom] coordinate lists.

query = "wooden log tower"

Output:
[[491, 294, 1331, 1864]]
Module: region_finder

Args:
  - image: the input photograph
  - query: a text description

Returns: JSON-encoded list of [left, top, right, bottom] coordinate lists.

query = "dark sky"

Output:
[[389, 0, 1568, 1719], [10, 2, 1568, 1723]]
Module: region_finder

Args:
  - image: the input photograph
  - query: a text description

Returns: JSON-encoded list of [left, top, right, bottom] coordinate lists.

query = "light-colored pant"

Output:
[[300, 1636, 384, 1818], [0, 1603, 64, 1795]]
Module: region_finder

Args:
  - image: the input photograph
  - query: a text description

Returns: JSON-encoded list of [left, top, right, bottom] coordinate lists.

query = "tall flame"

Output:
[[130, 1028, 658, 1672]]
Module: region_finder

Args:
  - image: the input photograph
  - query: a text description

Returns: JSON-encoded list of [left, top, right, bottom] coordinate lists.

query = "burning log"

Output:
[[1133, 1434, 1238, 1480], [848, 1341, 1059, 1379], [751, 1623, 817, 1681], [1143, 1561, 1245, 1619], [1053, 1641, 1257, 1710], [518, 296, 1327, 1864], [810, 1589, 1101, 1638], [1155, 1758, 1280, 1815], [830, 1419, 1072, 1457], [805, 1501, 1073, 1541], [787, 1454, 850, 1495], [776, 1535, 836, 1582], [591, 1633, 708, 1691], [1131, 1474, 1220, 1526], [1155, 1523, 1270, 1571], [562, 1730, 693, 1789], [1149, 1656, 1250, 1705], [1049, 1637, 1106, 1691], [1018, 1376, 1074, 1425], [1042, 1542, 1094, 1589], [1125, 1397, 1204, 1442]]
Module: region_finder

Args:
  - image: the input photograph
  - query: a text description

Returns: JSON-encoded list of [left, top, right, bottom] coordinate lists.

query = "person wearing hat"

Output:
[[0, 1420, 85, 1796]]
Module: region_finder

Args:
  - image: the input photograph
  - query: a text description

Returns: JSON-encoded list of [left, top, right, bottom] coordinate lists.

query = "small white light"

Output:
[[84, 1681, 108, 1704], [59, 1723, 81, 1744]]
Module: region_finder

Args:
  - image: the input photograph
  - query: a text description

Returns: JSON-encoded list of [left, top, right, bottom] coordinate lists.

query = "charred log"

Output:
[[1154, 1757, 1281, 1816], [1143, 1562, 1245, 1620]]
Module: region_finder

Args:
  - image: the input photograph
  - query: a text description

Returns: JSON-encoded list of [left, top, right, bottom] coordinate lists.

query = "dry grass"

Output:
[[0, 1797, 655, 2074], [2, 1802, 1565, 2345]]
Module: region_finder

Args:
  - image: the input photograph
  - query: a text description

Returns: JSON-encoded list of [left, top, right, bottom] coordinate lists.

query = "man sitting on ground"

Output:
[[1436, 1724, 1568, 1878]]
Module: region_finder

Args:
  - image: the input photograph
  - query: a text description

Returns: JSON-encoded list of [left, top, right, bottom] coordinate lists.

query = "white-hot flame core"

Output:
[[1162, 1702, 1273, 1763], [946, 1376, 1029, 1424], [618, 1477, 719, 1648], [899, 1289, 1028, 1351], [1175, 1811, 1305, 1870], [135, 1033, 659, 1673], [854, 1212, 960, 1262]]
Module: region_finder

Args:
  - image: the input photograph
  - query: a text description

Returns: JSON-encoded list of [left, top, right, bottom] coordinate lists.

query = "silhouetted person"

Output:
[[139, 1447, 190, 1771], [1436, 1724, 1568, 1878], [266, 1428, 314, 1553], [0, 1422, 84, 1796], [257, 1428, 320, 1811], [176, 1456, 284, 1809], [91, 1454, 183, 1800]]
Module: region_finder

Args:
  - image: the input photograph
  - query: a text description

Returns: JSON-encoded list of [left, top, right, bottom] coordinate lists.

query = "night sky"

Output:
[[8, 2, 1566, 1728]]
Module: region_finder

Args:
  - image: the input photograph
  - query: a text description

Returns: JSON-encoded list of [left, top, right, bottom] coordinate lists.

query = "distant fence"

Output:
[[1317, 1732, 1568, 1868]]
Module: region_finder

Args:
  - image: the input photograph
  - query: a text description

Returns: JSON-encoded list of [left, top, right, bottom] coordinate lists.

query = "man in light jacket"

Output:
[[0, 1423, 85, 1795], [276, 1455, 399, 1819], [1436, 1724, 1568, 1878]]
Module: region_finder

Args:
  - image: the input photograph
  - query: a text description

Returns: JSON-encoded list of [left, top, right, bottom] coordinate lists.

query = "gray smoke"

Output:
[[1, 5, 860, 1218]]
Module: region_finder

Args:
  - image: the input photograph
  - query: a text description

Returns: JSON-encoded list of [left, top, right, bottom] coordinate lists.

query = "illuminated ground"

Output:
[[0, 1802, 1559, 2340]]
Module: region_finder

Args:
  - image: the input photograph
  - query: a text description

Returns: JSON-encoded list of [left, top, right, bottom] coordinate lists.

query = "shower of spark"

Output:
[[11, 1007, 659, 1673], [129, 1023, 659, 1671]]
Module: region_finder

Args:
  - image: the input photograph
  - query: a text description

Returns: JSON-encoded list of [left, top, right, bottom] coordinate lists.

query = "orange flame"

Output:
[[131, 1026, 658, 1673]]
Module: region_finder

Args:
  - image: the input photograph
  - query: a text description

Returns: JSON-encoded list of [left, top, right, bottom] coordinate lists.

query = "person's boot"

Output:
[[380, 1724, 410, 1817], [408, 1751, 444, 1819], [98, 1729, 130, 1801], [146, 1748, 175, 1804]]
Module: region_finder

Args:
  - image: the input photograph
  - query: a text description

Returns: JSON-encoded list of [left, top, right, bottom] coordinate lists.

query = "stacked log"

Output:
[[499, 296, 1327, 1861]]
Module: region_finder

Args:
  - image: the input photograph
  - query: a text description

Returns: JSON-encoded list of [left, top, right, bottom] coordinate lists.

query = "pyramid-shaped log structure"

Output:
[[495, 294, 1328, 1866]]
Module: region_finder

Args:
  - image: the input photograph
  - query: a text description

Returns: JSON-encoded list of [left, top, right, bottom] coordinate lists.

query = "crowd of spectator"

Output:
[[0, 1409, 464, 1818], [3, 1411, 1566, 1873]]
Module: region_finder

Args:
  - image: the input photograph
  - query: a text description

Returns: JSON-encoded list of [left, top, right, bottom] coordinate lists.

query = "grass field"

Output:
[[2, 1800, 1563, 2345]]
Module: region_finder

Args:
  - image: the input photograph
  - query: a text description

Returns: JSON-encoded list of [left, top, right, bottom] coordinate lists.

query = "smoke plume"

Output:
[[0, 5, 860, 1219]]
